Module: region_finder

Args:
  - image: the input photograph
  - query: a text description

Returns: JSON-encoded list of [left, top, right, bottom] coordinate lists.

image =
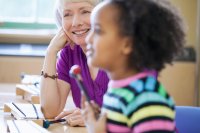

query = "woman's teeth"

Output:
[[73, 29, 89, 35]]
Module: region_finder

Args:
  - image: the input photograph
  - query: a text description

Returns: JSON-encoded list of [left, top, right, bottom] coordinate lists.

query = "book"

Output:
[[4, 103, 44, 120], [20, 74, 41, 85], [16, 84, 40, 96], [7, 120, 50, 133], [16, 84, 40, 104]]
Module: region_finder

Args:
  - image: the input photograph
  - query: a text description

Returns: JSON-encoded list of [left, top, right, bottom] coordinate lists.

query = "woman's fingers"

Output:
[[63, 108, 80, 119], [54, 108, 76, 120], [67, 115, 85, 127], [55, 108, 86, 127], [62, 27, 75, 49], [48, 28, 69, 52], [63, 109, 85, 127]]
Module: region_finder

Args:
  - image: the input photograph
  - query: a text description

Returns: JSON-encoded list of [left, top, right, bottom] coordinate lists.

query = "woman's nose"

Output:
[[72, 14, 83, 27]]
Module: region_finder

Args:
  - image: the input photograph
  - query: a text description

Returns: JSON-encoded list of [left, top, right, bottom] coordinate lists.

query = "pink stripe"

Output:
[[107, 123, 131, 133], [109, 71, 154, 88], [133, 120, 175, 133]]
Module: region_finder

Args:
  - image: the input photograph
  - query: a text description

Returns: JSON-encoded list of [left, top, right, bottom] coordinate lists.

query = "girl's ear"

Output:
[[121, 37, 133, 55]]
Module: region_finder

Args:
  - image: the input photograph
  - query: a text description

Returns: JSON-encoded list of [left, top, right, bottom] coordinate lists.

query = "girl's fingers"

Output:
[[81, 94, 86, 109], [90, 100, 101, 114], [84, 102, 96, 122], [98, 112, 107, 123]]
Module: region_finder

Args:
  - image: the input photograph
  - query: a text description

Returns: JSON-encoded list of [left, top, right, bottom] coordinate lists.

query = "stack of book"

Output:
[[16, 74, 41, 104], [4, 103, 44, 120], [4, 102, 48, 132], [7, 120, 49, 133]]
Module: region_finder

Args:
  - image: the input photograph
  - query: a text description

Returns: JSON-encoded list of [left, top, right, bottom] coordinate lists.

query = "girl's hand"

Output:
[[48, 28, 74, 54], [82, 102, 107, 133], [81, 95, 101, 117], [55, 108, 85, 127], [90, 100, 101, 118]]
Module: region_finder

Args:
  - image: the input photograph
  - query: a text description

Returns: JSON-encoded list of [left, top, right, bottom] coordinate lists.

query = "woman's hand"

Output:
[[82, 102, 107, 133], [48, 28, 74, 54], [55, 108, 85, 127]]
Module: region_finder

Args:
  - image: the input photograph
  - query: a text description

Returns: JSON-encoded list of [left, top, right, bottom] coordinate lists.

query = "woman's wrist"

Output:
[[41, 71, 58, 80], [46, 47, 59, 56], [43, 47, 58, 74]]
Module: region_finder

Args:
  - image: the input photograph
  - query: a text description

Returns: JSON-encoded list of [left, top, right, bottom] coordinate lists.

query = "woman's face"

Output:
[[61, 1, 94, 52]]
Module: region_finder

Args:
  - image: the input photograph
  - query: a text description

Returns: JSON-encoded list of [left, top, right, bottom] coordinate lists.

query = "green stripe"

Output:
[[109, 88, 134, 103], [158, 84, 167, 97], [0, 22, 56, 29]]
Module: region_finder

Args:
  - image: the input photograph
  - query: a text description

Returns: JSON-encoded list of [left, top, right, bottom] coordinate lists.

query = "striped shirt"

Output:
[[102, 72, 176, 133]]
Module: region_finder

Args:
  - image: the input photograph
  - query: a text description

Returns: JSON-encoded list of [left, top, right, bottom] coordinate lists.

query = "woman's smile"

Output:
[[72, 28, 90, 36]]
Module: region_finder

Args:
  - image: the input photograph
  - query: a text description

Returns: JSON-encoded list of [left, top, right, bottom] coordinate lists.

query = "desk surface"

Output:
[[0, 83, 87, 133], [0, 83, 24, 109], [0, 110, 87, 133]]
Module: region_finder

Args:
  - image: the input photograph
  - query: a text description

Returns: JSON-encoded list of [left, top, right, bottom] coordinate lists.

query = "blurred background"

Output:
[[0, 0, 200, 107]]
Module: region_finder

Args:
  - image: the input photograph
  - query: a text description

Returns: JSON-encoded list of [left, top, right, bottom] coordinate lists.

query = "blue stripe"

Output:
[[123, 92, 174, 115], [103, 94, 121, 110], [130, 80, 144, 93], [145, 76, 156, 91]]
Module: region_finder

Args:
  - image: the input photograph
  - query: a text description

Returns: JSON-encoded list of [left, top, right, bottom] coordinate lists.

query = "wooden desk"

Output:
[[0, 109, 87, 133], [0, 83, 25, 108], [0, 111, 11, 133], [0, 84, 86, 133], [15, 84, 76, 109], [0, 97, 29, 133]]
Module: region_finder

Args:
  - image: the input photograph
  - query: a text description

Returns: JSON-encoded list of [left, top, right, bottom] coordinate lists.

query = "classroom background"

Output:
[[0, 0, 200, 132], [1, 0, 199, 106]]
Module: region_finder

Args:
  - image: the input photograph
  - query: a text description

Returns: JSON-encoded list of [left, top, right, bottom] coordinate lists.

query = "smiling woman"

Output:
[[40, 0, 109, 127]]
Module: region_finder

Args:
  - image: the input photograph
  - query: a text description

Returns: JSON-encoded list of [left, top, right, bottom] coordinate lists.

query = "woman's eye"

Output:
[[82, 10, 91, 14], [63, 13, 71, 17]]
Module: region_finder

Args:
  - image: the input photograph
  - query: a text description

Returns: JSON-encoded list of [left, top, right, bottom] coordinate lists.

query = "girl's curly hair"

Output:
[[111, 0, 186, 72]]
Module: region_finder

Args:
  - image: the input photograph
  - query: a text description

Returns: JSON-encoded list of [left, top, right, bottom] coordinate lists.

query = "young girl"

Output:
[[82, 0, 185, 132]]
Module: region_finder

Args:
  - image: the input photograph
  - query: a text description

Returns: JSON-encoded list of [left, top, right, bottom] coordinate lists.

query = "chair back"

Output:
[[175, 106, 200, 133]]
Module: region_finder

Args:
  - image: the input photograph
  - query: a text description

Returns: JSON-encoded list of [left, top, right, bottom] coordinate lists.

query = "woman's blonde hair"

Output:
[[54, 0, 102, 28]]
